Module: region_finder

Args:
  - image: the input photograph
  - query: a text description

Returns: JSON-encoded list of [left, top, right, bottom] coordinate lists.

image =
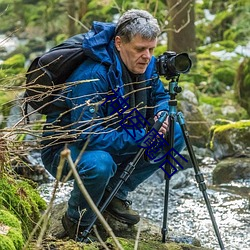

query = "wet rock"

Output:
[[213, 157, 250, 184]]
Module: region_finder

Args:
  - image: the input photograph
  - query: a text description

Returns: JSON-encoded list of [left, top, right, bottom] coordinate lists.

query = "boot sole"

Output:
[[105, 210, 140, 225]]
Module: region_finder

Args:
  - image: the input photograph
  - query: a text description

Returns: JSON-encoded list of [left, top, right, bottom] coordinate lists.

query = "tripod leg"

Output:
[[177, 112, 225, 250], [162, 114, 175, 243]]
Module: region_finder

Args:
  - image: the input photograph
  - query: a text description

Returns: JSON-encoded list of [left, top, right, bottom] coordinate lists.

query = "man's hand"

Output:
[[154, 111, 169, 136]]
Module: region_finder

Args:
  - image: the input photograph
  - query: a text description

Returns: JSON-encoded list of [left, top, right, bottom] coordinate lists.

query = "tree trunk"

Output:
[[167, 0, 196, 62], [78, 0, 88, 20], [67, 0, 76, 36]]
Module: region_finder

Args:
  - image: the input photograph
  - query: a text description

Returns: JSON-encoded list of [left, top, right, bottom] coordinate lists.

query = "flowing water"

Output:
[[38, 156, 250, 250]]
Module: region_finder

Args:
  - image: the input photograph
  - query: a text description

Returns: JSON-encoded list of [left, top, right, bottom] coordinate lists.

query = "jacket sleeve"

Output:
[[65, 61, 146, 156]]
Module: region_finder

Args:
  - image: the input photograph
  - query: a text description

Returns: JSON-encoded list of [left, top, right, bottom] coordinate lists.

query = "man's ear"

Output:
[[115, 36, 122, 51]]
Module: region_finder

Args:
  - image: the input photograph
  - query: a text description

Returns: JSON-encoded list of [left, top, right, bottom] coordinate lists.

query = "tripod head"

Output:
[[168, 76, 182, 100]]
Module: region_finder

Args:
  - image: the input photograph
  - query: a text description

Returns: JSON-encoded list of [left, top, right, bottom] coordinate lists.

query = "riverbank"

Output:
[[38, 156, 250, 250]]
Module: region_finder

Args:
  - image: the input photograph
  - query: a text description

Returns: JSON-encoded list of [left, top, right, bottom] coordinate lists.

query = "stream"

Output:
[[38, 155, 250, 250]]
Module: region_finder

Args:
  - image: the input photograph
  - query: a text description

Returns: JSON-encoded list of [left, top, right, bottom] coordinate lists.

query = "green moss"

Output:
[[199, 95, 224, 107], [0, 235, 16, 250], [234, 57, 250, 115], [213, 120, 250, 133], [0, 209, 21, 229], [213, 67, 235, 86], [106, 237, 207, 250], [7, 228, 24, 249], [0, 209, 24, 249], [209, 120, 250, 150], [0, 175, 47, 239], [1, 54, 25, 69]]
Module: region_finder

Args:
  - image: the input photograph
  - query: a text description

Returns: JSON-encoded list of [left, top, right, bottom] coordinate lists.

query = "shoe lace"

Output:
[[123, 199, 132, 209]]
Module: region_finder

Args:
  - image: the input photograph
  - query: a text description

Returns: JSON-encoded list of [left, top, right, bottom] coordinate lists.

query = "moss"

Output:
[[213, 67, 235, 86], [209, 120, 250, 151], [106, 237, 208, 250], [1, 54, 25, 69], [0, 235, 16, 250], [199, 95, 224, 107], [0, 209, 21, 229], [235, 57, 250, 116], [213, 120, 250, 133], [0, 209, 24, 249], [0, 174, 47, 239], [7, 228, 24, 249]]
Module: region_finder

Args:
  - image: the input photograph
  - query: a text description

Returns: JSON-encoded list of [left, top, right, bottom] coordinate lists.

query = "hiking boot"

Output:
[[61, 213, 97, 243], [105, 195, 140, 225]]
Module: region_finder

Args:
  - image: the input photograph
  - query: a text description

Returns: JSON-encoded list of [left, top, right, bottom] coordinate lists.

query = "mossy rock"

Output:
[[0, 174, 47, 239], [0, 209, 24, 250], [106, 237, 210, 250], [209, 120, 250, 160]]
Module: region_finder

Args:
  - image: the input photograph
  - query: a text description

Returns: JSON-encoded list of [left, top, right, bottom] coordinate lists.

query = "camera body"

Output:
[[156, 51, 192, 79]]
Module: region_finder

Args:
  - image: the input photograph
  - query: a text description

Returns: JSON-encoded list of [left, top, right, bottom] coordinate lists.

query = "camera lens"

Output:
[[174, 53, 192, 73]]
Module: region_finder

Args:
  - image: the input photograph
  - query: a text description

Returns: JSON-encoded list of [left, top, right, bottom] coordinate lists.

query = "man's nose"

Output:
[[142, 49, 151, 59]]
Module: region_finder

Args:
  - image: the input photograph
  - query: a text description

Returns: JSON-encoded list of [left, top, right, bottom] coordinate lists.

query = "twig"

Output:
[[61, 148, 124, 250], [68, 14, 89, 31], [134, 218, 142, 250], [93, 225, 109, 250], [22, 154, 65, 249]]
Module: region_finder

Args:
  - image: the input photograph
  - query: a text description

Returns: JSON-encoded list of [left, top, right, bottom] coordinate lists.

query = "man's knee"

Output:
[[77, 150, 117, 181]]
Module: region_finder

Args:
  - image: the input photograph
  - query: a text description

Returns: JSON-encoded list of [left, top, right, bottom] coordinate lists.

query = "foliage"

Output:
[[197, 0, 250, 46], [234, 57, 250, 115]]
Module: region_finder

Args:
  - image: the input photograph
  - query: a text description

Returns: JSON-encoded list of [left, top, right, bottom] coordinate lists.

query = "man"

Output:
[[41, 9, 185, 241]]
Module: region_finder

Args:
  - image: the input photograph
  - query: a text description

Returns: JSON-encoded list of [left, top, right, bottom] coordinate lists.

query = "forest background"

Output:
[[0, 0, 250, 124]]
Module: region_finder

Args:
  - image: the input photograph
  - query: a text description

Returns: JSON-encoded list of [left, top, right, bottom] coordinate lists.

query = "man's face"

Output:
[[115, 35, 157, 74]]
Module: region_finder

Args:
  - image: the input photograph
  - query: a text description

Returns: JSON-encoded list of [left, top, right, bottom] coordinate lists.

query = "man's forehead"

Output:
[[129, 35, 157, 47]]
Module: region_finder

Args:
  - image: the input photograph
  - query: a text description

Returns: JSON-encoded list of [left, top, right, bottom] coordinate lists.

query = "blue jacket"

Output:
[[44, 21, 170, 156]]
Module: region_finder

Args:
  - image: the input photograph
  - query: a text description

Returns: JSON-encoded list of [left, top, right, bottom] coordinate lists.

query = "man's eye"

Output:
[[136, 48, 144, 52]]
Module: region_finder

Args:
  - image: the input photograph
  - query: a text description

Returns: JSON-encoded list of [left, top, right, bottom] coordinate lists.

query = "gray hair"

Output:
[[115, 9, 161, 43]]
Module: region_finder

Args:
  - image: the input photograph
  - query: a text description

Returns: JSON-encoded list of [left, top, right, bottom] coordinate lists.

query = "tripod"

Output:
[[161, 77, 225, 249]]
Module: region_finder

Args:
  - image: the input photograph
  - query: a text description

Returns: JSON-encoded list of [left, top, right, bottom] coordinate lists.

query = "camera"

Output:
[[156, 51, 192, 79]]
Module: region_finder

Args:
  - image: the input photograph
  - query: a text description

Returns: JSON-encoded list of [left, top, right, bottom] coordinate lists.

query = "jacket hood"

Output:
[[82, 21, 116, 65]]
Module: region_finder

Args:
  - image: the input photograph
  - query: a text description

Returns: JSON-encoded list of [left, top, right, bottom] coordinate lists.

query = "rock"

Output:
[[44, 201, 212, 250], [209, 120, 250, 160], [179, 100, 211, 148], [181, 89, 199, 105], [213, 157, 250, 184], [169, 168, 193, 189]]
